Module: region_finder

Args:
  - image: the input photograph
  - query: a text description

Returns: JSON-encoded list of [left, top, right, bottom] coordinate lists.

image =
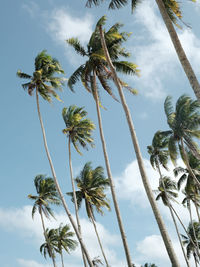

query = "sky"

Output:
[[1, 0, 200, 266]]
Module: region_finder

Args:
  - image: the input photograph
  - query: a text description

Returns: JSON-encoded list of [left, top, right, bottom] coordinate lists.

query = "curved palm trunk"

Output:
[[91, 72, 133, 267], [180, 138, 200, 188], [39, 206, 57, 267], [60, 249, 64, 267], [68, 137, 88, 267], [157, 165, 190, 266], [155, 0, 200, 101], [35, 88, 94, 267], [88, 203, 110, 267], [99, 26, 180, 267]]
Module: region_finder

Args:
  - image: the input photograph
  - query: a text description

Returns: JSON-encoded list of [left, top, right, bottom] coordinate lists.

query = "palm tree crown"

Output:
[[68, 162, 110, 218], [17, 50, 65, 102], [62, 105, 95, 154], [28, 174, 61, 219], [67, 16, 139, 101], [163, 94, 200, 164]]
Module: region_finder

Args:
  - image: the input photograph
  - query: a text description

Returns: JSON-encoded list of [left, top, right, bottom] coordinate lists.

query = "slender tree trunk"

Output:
[[91, 72, 133, 267], [183, 135, 200, 161], [188, 200, 200, 259], [194, 200, 200, 223], [68, 137, 88, 267], [155, 0, 200, 101], [35, 88, 94, 267], [39, 206, 57, 267], [99, 26, 180, 267], [157, 165, 190, 266], [88, 203, 110, 267], [61, 250, 64, 267], [180, 138, 200, 188]]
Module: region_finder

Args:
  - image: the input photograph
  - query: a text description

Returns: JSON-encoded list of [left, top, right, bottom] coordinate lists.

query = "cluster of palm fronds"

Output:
[[17, 0, 200, 265]]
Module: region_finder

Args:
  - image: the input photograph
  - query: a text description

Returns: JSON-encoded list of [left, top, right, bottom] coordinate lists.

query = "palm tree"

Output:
[[163, 95, 200, 188], [85, 0, 200, 101], [181, 221, 200, 267], [92, 257, 103, 267], [66, 17, 137, 267], [98, 18, 180, 267], [17, 51, 94, 267], [67, 162, 110, 267], [141, 264, 158, 267], [28, 175, 60, 267], [62, 105, 95, 267], [174, 151, 200, 222], [54, 224, 78, 267], [40, 228, 57, 263]]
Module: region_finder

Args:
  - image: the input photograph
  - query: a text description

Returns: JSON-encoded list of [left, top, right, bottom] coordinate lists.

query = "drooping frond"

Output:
[[113, 61, 140, 76], [66, 38, 87, 57]]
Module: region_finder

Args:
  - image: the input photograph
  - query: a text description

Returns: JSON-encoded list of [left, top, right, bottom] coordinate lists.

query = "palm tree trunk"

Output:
[[91, 72, 133, 267], [60, 249, 64, 267], [171, 205, 200, 259], [88, 203, 110, 267], [183, 135, 200, 161], [157, 165, 190, 266], [99, 26, 180, 267], [194, 199, 200, 223], [68, 137, 88, 267], [35, 88, 94, 267], [188, 200, 200, 257], [180, 138, 200, 188], [39, 206, 57, 267], [155, 0, 200, 101]]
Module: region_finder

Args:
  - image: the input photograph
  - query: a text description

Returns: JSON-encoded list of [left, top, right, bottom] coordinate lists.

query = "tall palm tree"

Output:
[[28, 175, 60, 267], [67, 162, 110, 267], [98, 18, 180, 267], [17, 51, 94, 267], [85, 0, 200, 101], [163, 95, 200, 188], [54, 224, 78, 267], [181, 221, 200, 267], [62, 105, 95, 267], [66, 17, 138, 267]]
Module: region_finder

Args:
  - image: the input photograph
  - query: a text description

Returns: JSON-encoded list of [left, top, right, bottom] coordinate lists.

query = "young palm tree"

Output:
[[17, 51, 94, 267], [62, 105, 95, 267], [181, 221, 200, 267], [98, 19, 180, 267], [67, 162, 110, 267], [40, 228, 57, 263], [28, 175, 60, 267], [85, 0, 200, 101], [54, 224, 78, 267], [66, 17, 138, 267], [163, 95, 200, 188]]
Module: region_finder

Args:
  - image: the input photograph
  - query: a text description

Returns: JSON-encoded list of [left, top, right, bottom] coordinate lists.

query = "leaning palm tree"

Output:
[[54, 224, 78, 267], [66, 17, 138, 267], [62, 105, 95, 267], [181, 221, 200, 267], [28, 175, 60, 267], [98, 18, 180, 266], [85, 0, 200, 101], [67, 162, 110, 267], [17, 51, 94, 267], [163, 95, 200, 188]]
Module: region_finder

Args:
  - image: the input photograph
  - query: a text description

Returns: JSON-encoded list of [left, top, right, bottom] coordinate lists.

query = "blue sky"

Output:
[[1, 0, 200, 266]]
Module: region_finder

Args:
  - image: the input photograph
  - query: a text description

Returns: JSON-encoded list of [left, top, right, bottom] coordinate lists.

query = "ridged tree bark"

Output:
[[68, 137, 88, 267], [155, 0, 200, 101], [36, 88, 94, 267], [99, 25, 180, 267], [91, 72, 133, 267]]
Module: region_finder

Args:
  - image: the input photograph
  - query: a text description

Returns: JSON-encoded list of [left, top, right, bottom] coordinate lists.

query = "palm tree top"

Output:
[[62, 105, 95, 154], [66, 15, 139, 100], [17, 50, 66, 102], [85, 0, 182, 28], [28, 174, 61, 219]]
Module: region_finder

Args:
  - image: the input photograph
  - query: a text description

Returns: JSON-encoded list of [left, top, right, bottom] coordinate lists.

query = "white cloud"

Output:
[[131, 0, 200, 100]]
